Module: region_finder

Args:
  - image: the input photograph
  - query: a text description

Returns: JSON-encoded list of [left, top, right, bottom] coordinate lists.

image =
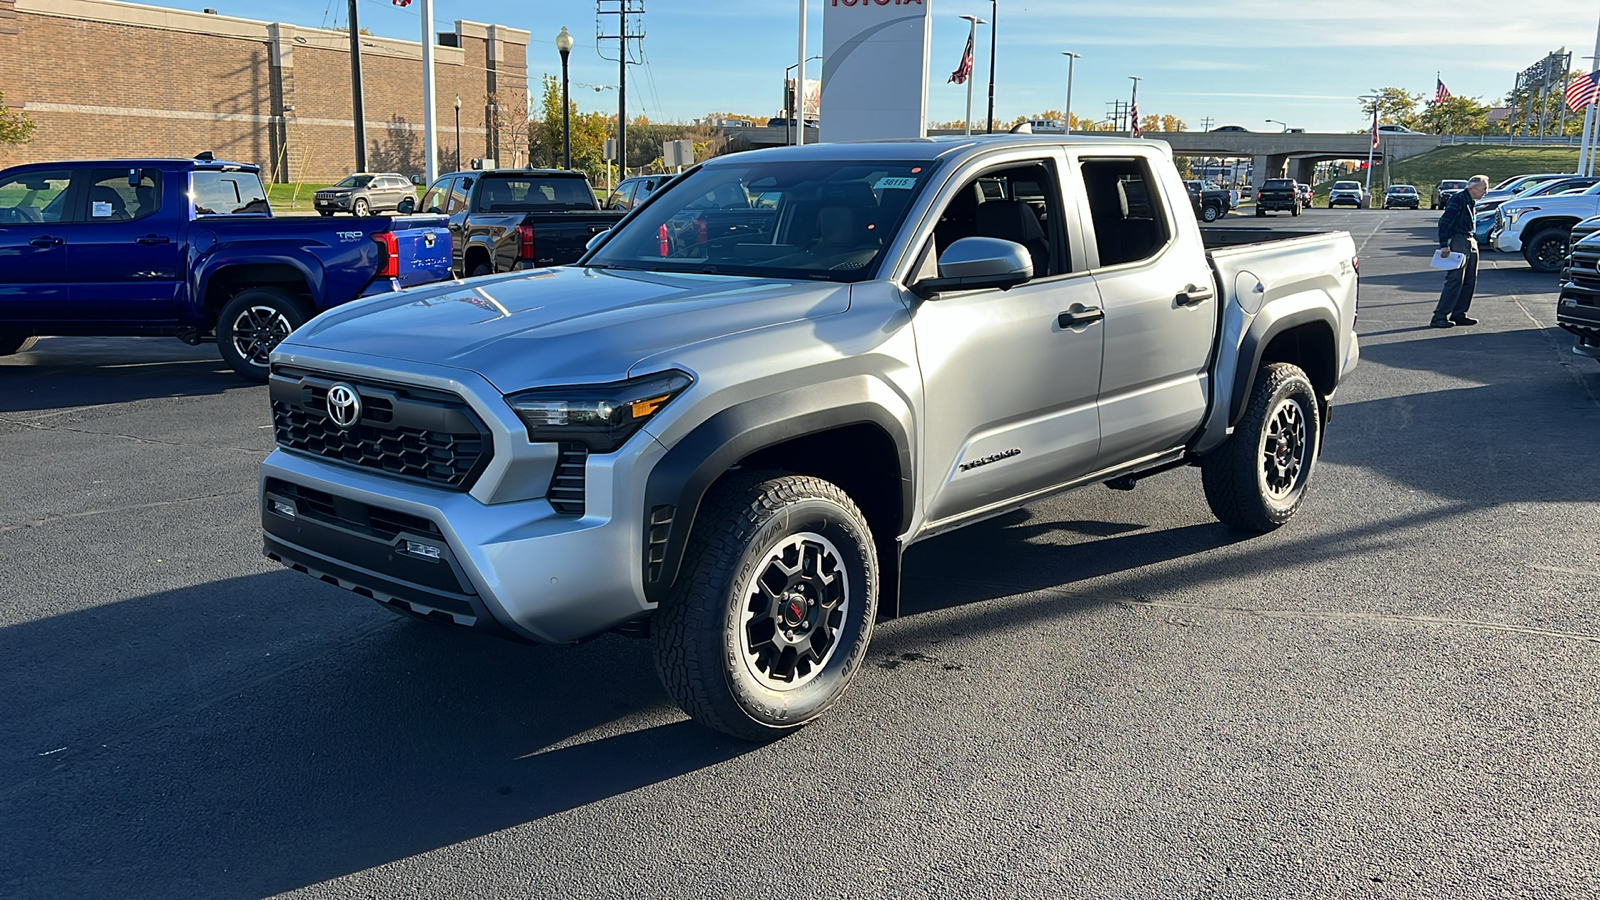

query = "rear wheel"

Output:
[[1523, 227, 1570, 273], [0, 332, 38, 356], [216, 287, 309, 382], [1291, 203, 1302, 217], [469, 262, 494, 278], [1256, 208, 1266, 217], [1202, 204, 1221, 223], [1201, 362, 1321, 532], [652, 472, 878, 741]]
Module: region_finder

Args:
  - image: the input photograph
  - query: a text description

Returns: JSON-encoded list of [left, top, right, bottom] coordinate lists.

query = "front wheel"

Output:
[[1201, 362, 1321, 532], [216, 287, 309, 382], [351, 198, 370, 217], [1523, 227, 1569, 273], [652, 472, 878, 741]]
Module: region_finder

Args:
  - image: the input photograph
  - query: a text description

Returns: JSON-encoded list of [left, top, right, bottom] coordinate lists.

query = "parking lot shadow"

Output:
[[0, 572, 748, 898], [0, 337, 251, 413]]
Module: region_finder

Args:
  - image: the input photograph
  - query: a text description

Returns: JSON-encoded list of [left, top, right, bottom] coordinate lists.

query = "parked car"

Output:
[[604, 175, 670, 211], [1383, 185, 1421, 209], [1557, 216, 1600, 361], [1210, 125, 1249, 132], [1481, 173, 1577, 209], [314, 172, 415, 217], [766, 117, 819, 128], [1295, 182, 1313, 207], [1255, 178, 1302, 216], [418, 168, 624, 275], [1376, 124, 1421, 134], [260, 135, 1360, 740], [1489, 181, 1600, 272], [1328, 181, 1365, 208], [0, 156, 450, 379], [1431, 179, 1468, 209]]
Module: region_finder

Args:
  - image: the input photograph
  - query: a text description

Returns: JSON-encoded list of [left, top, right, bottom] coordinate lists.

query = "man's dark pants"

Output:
[[1434, 234, 1479, 323]]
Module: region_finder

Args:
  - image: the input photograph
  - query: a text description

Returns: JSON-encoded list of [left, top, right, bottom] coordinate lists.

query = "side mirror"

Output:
[[584, 229, 611, 251], [911, 237, 1034, 299], [396, 196, 417, 214], [411, 175, 426, 186]]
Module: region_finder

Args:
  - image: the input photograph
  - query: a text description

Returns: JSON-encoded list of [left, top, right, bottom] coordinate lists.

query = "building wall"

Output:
[[0, 0, 529, 182]]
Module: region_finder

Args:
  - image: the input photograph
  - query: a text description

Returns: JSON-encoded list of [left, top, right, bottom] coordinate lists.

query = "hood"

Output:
[[283, 266, 853, 392]]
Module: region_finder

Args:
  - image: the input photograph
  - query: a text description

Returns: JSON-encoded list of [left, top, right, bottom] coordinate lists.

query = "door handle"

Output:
[[29, 236, 63, 248], [136, 234, 171, 245], [1176, 283, 1214, 306], [1057, 306, 1105, 328]]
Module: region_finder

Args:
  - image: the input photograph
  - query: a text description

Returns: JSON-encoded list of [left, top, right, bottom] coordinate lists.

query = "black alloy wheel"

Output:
[[1524, 228, 1569, 274], [215, 287, 309, 382]]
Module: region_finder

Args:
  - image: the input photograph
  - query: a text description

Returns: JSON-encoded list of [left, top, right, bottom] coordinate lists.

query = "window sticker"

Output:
[[92, 201, 114, 217], [874, 176, 918, 190]]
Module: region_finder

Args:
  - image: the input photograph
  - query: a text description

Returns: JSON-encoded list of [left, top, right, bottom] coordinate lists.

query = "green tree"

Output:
[[1361, 87, 1423, 129], [1418, 95, 1490, 135], [1, 90, 36, 147]]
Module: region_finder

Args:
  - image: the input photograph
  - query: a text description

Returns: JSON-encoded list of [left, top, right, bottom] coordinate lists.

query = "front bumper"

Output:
[[258, 352, 665, 644], [315, 196, 352, 210], [1489, 219, 1521, 252], [1329, 194, 1361, 206], [1558, 289, 1600, 357]]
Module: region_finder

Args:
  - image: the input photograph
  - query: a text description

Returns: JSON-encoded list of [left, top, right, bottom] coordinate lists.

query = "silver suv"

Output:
[[262, 136, 1359, 739]]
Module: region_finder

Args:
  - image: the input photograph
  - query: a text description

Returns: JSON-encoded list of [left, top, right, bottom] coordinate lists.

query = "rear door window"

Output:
[[192, 171, 269, 215], [0, 169, 74, 224], [1078, 157, 1173, 268], [83, 168, 162, 222]]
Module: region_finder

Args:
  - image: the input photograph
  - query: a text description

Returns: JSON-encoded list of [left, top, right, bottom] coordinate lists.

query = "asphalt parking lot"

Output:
[[3, 208, 1598, 898]]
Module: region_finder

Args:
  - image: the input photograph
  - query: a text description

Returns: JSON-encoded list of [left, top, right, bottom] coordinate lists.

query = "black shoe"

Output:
[[1450, 315, 1478, 326], [1431, 319, 1455, 328]]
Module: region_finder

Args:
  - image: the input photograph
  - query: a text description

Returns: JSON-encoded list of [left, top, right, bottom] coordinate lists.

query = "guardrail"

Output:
[[1439, 135, 1584, 147]]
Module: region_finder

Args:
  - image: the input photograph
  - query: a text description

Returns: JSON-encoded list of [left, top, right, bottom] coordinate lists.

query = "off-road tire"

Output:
[[0, 332, 38, 356], [1201, 362, 1321, 532], [216, 287, 310, 382], [1523, 227, 1569, 274], [352, 198, 370, 217], [652, 472, 878, 741]]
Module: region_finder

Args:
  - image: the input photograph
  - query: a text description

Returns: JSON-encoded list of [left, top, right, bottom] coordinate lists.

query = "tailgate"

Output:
[[530, 212, 625, 266], [385, 215, 453, 288]]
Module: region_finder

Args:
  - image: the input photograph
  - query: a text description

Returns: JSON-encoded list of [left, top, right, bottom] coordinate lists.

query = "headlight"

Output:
[[506, 370, 693, 453], [1505, 206, 1539, 224]]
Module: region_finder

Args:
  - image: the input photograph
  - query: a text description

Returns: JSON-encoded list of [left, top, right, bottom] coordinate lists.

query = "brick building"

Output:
[[0, 0, 530, 182]]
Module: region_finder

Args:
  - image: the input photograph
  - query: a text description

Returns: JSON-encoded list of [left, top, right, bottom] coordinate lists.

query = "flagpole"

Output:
[[1129, 76, 1141, 137], [796, 0, 806, 148], [1362, 95, 1378, 204], [1586, 9, 1600, 174], [958, 15, 984, 136]]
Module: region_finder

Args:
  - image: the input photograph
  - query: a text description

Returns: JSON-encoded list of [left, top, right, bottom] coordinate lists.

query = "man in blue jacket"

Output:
[[1432, 174, 1490, 328]]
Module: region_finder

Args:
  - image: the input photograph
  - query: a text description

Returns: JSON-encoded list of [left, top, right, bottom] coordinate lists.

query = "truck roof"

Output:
[[701, 134, 1168, 167], [0, 157, 259, 174]]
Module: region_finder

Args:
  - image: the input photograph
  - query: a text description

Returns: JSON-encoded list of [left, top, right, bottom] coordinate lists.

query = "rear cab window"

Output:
[[477, 174, 597, 211], [1078, 156, 1173, 269], [192, 170, 270, 216]]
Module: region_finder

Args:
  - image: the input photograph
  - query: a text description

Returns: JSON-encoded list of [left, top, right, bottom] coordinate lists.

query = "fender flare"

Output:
[[641, 380, 914, 606], [1229, 298, 1338, 426], [193, 250, 323, 324]]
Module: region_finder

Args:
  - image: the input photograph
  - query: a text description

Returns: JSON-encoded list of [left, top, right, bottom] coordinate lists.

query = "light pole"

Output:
[[1062, 51, 1080, 133], [453, 95, 461, 172], [1265, 118, 1288, 132], [1359, 94, 1378, 204], [784, 56, 823, 146], [959, 15, 987, 136], [985, 0, 996, 133], [556, 26, 574, 168], [797, 0, 807, 147]]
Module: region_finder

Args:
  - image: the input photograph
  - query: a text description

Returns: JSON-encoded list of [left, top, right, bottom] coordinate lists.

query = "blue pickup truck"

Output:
[[0, 155, 452, 380]]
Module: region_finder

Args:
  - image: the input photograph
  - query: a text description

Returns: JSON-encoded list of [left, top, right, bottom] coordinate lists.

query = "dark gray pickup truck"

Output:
[[418, 169, 625, 276]]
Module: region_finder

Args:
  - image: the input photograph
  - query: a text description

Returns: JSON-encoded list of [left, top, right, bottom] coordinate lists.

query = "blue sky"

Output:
[[192, 0, 1591, 131]]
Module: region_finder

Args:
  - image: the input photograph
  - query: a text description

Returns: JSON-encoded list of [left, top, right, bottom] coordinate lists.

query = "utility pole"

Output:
[[347, 0, 367, 171], [985, 0, 996, 133], [597, 2, 643, 179], [1200, 116, 1214, 132]]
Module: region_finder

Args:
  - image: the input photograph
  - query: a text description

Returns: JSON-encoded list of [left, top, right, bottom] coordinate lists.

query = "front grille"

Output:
[[270, 367, 492, 490], [1567, 241, 1600, 299], [548, 442, 588, 516]]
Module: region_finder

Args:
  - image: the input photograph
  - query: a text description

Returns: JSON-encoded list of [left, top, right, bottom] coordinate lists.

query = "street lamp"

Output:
[[1265, 118, 1288, 132], [453, 95, 461, 172], [556, 26, 574, 169], [1359, 94, 1379, 203], [958, 15, 987, 136], [783, 55, 822, 146], [1062, 51, 1080, 133]]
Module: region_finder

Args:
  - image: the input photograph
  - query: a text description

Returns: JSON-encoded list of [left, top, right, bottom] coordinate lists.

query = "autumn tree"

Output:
[[1417, 95, 1491, 135], [1, 90, 36, 148]]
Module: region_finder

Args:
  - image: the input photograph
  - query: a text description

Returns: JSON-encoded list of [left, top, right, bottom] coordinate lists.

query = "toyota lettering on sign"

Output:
[[821, 0, 931, 143]]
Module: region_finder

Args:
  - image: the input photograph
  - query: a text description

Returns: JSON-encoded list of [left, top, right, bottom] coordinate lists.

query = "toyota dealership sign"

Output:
[[821, 0, 932, 143]]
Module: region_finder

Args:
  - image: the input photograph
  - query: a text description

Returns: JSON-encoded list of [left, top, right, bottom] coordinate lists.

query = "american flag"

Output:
[[1130, 86, 1141, 138], [1435, 77, 1452, 103], [948, 31, 974, 84], [391, 0, 411, 6], [1566, 71, 1600, 112]]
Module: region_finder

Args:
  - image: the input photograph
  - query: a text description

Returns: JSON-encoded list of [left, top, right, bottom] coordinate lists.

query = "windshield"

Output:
[[335, 175, 372, 188], [585, 158, 938, 282], [1333, 182, 1359, 190], [1440, 181, 1467, 189]]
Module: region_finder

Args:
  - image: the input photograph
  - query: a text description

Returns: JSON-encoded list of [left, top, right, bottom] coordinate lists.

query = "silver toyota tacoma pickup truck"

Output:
[[260, 136, 1360, 739]]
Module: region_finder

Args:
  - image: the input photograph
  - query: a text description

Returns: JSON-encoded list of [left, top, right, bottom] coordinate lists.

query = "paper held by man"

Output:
[[1431, 251, 1466, 270]]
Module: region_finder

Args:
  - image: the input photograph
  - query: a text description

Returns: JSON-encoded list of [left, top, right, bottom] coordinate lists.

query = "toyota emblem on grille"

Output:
[[326, 383, 362, 429]]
